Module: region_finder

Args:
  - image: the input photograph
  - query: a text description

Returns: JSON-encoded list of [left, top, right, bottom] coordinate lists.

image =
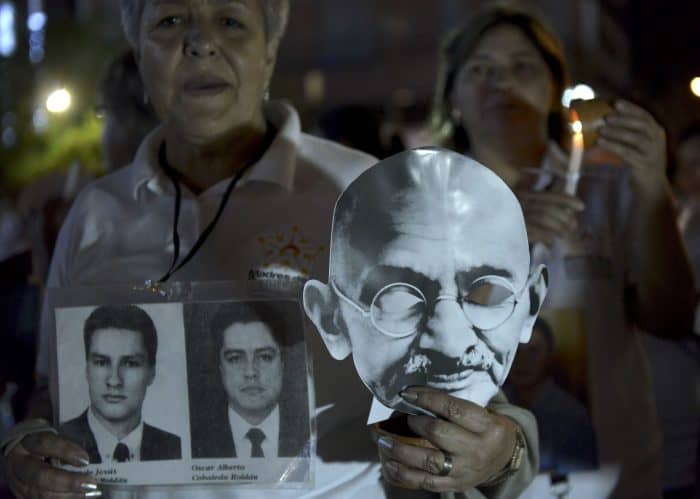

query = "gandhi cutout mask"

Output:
[[303, 148, 548, 418]]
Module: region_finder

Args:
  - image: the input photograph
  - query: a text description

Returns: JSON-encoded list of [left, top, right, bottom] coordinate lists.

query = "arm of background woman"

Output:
[[599, 100, 696, 336]]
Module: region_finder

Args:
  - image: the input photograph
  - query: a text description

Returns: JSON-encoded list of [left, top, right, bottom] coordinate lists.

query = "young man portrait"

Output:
[[59, 304, 181, 463]]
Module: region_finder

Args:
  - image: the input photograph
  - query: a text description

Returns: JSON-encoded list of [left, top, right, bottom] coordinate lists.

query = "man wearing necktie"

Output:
[[190, 301, 309, 459], [59, 305, 182, 463]]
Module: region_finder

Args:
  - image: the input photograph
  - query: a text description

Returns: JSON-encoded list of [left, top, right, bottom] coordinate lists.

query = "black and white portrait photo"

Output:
[[186, 300, 311, 461], [55, 303, 188, 465], [303, 148, 548, 418]]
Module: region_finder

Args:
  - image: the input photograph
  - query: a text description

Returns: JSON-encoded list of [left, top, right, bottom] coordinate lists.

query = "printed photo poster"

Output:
[[53, 298, 313, 488]]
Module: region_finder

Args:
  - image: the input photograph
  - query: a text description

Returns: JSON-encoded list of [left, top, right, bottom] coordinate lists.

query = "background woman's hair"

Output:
[[430, 5, 571, 151]]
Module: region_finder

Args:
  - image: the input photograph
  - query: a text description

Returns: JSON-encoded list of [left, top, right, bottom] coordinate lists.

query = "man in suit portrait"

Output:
[[191, 301, 309, 459], [59, 304, 181, 463]]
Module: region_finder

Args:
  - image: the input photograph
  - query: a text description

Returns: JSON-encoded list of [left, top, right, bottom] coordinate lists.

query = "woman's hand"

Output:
[[598, 99, 669, 199], [373, 387, 519, 492], [3, 432, 100, 498], [515, 190, 585, 247]]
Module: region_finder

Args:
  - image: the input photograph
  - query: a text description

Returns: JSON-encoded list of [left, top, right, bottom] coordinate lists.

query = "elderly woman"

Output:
[[431, 6, 695, 499], [1, 1, 539, 499]]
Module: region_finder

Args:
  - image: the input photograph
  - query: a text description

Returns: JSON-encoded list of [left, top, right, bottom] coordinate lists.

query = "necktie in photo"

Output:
[[245, 428, 266, 458], [113, 442, 130, 462]]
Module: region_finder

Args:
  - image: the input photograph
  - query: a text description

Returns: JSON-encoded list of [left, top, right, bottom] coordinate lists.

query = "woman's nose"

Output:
[[487, 65, 515, 89], [185, 23, 218, 58]]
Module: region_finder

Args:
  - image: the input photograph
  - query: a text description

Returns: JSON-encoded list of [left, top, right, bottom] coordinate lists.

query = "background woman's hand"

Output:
[[3, 432, 100, 498], [372, 387, 518, 492], [515, 190, 585, 247], [598, 99, 669, 198]]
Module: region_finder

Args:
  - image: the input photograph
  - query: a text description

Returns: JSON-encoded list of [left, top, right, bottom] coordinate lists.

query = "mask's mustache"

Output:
[[375, 343, 506, 407], [403, 346, 496, 375]]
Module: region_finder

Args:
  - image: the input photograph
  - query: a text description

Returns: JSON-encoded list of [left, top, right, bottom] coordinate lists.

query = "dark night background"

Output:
[[2, 0, 700, 191]]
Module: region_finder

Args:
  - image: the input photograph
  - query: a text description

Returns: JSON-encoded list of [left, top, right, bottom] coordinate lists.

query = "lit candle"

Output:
[[565, 110, 584, 196]]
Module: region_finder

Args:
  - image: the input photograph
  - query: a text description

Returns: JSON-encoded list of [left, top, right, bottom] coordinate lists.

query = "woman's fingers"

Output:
[[5, 433, 99, 499]]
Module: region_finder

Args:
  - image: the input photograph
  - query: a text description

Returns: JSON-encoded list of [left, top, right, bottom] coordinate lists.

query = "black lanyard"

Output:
[[155, 141, 257, 283]]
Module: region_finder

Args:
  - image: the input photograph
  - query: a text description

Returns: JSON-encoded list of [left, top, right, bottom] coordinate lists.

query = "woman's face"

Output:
[[137, 0, 273, 145], [451, 24, 556, 141]]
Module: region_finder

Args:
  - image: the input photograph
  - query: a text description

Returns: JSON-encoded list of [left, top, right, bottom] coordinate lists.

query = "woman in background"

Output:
[[431, 6, 695, 499]]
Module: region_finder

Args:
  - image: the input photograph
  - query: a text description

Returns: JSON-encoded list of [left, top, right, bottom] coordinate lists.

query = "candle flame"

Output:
[[569, 109, 583, 134]]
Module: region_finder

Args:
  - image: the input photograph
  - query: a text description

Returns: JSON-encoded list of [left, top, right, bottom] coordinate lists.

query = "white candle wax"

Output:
[[565, 118, 584, 196]]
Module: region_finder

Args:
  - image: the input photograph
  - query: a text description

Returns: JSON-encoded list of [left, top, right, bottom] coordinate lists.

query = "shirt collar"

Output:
[[129, 100, 301, 199], [227, 403, 280, 456], [87, 407, 144, 462]]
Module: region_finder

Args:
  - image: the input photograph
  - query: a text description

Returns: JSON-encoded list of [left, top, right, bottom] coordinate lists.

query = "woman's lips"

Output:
[[183, 76, 231, 97], [183, 83, 231, 97]]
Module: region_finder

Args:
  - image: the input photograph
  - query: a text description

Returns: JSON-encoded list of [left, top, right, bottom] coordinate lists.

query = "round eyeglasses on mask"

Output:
[[331, 269, 541, 338]]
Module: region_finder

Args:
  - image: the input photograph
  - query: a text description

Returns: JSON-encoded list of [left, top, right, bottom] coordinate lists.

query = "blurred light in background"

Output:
[[691, 77, 700, 98], [2, 126, 16, 147], [26, 11, 45, 31], [32, 107, 48, 132], [28, 30, 43, 63], [562, 83, 596, 107], [27, 0, 44, 64], [2, 113, 16, 147], [0, 2, 16, 58], [46, 88, 72, 114]]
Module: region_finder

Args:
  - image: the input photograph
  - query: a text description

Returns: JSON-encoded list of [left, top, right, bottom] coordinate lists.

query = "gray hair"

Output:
[[120, 0, 290, 50]]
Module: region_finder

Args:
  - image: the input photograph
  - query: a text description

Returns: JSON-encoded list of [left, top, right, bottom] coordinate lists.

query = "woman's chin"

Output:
[[166, 122, 233, 147]]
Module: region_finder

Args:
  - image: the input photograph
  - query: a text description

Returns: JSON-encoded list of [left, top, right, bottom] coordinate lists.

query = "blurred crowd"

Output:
[[0, 2, 698, 499]]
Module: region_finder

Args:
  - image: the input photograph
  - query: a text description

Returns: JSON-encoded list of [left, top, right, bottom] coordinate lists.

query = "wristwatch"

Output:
[[480, 424, 526, 488]]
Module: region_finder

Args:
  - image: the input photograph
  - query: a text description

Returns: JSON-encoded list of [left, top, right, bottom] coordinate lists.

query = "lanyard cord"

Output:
[[156, 141, 257, 283]]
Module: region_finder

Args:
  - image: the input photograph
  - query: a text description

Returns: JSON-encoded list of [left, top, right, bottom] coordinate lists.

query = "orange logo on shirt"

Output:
[[256, 225, 325, 278]]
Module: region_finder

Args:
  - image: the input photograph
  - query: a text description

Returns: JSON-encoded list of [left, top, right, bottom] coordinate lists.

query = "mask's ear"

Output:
[[519, 264, 549, 343], [303, 280, 352, 360]]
